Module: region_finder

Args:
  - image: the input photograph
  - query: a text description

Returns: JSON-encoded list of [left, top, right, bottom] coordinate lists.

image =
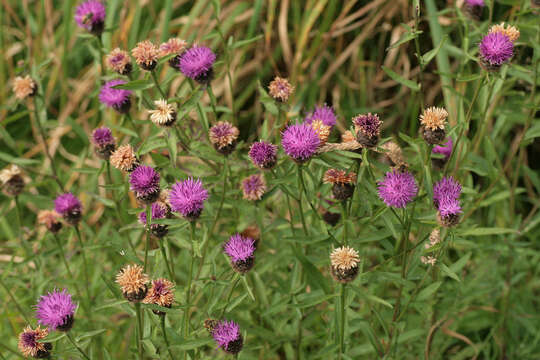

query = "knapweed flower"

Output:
[[209, 121, 239, 155], [353, 113, 382, 148], [378, 170, 418, 208], [281, 123, 320, 163], [18, 326, 52, 359], [116, 264, 149, 302], [178, 46, 216, 84], [425, 228, 441, 249], [91, 127, 116, 159], [305, 105, 337, 127], [37, 210, 62, 234], [381, 141, 407, 170], [0, 164, 24, 196], [110, 144, 139, 172], [479, 32, 514, 70], [323, 169, 357, 201], [330, 246, 360, 283], [148, 99, 177, 127], [74, 0, 105, 35], [432, 176, 461, 206], [211, 320, 243, 355], [159, 38, 187, 68], [106, 48, 132, 75], [54, 193, 82, 225], [268, 76, 293, 102], [489, 23, 520, 43], [249, 141, 278, 170], [432, 137, 453, 170], [421, 255, 437, 266], [463, 0, 484, 19], [433, 176, 462, 227], [131, 40, 159, 71], [309, 120, 331, 145], [36, 289, 77, 331], [143, 278, 175, 315], [420, 106, 448, 145], [129, 165, 160, 204], [224, 234, 256, 274], [13, 76, 37, 100], [99, 79, 132, 114], [241, 174, 266, 201], [169, 178, 208, 221], [139, 202, 169, 238]]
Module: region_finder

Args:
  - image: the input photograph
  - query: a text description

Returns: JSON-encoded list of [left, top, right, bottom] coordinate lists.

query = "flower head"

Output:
[[212, 320, 243, 354], [0, 164, 21, 185], [116, 264, 149, 302], [0, 164, 24, 196], [224, 234, 256, 263], [353, 113, 382, 138], [178, 46, 216, 83], [268, 76, 293, 102], [437, 197, 462, 217], [420, 107, 448, 131], [74, 0, 105, 34], [281, 123, 320, 162], [13, 76, 37, 100], [305, 105, 337, 127], [433, 176, 462, 206], [169, 178, 209, 220], [309, 120, 331, 144], [479, 32, 514, 67], [36, 289, 77, 331], [131, 40, 159, 70], [139, 202, 167, 225], [54, 193, 82, 224], [489, 23, 520, 43], [129, 165, 160, 201], [249, 141, 278, 169], [38, 210, 62, 234], [143, 278, 175, 309], [91, 127, 114, 147], [432, 137, 453, 160], [110, 144, 138, 172], [426, 228, 441, 249], [209, 121, 239, 154], [330, 246, 359, 271], [159, 38, 187, 57], [323, 169, 357, 185], [378, 170, 418, 208], [241, 174, 266, 201], [99, 79, 132, 113], [148, 99, 177, 127], [465, 0, 484, 6], [18, 326, 51, 358], [421, 256, 437, 266], [106, 48, 132, 75]]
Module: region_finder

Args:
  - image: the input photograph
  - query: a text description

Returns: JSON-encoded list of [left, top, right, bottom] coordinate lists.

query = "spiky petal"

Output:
[[168, 178, 209, 219], [377, 170, 418, 208], [281, 123, 320, 162], [35, 289, 77, 330], [305, 105, 337, 127]]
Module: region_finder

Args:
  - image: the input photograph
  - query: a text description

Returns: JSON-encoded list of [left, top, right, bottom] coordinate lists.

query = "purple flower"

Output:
[[433, 176, 462, 206], [91, 127, 114, 146], [54, 193, 82, 216], [99, 79, 132, 112], [169, 178, 208, 219], [432, 137, 453, 160], [74, 1, 105, 34], [242, 174, 266, 201], [377, 170, 418, 208], [249, 141, 278, 169], [139, 202, 167, 225], [36, 289, 77, 331], [465, 0, 484, 6], [438, 197, 462, 217], [305, 105, 337, 127], [224, 234, 255, 262], [281, 123, 320, 162], [479, 32, 514, 66], [178, 46, 216, 81], [129, 165, 160, 196], [212, 320, 243, 354]]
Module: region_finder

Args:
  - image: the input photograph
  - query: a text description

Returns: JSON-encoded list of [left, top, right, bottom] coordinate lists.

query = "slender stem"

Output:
[[296, 166, 308, 236], [53, 233, 75, 280], [219, 273, 241, 318], [144, 204, 152, 272], [207, 85, 219, 120], [14, 196, 35, 266], [161, 315, 175, 360], [0, 277, 31, 323], [135, 303, 144, 360], [340, 201, 348, 246], [151, 70, 167, 99], [65, 332, 91, 360], [339, 283, 347, 357], [74, 226, 90, 300], [158, 239, 174, 281], [182, 223, 196, 339]]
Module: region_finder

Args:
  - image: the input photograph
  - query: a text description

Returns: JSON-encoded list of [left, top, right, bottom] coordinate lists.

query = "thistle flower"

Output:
[[116, 264, 149, 302], [432, 137, 453, 170], [323, 169, 357, 201], [268, 76, 293, 102], [433, 176, 462, 227], [0, 164, 24, 196], [18, 326, 52, 359], [421, 255, 437, 266], [129, 165, 161, 204], [437, 197, 462, 227], [211, 320, 243, 355], [159, 38, 187, 68], [281, 123, 320, 163], [224, 234, 256, 274], [249, 141, 278, 170], [36, 289, 77, 331], [13, 76, 37, 100], [353, 113, 382, 148], [209, 121, 239, 155], [37, 210, 62, 234], [99, 79, 132, 114], [169, 178, 208, 221], [309, 119, 331, 145], [91, 127, 116, 160], [432, 176, 462, 206], [463, 0, 484, 19], [143, 278, 175, 315], [106, 48, 132, 75], [178, 46, 217, 84], [425, 228, 441, 249], [377, 170, 418, 208], [330, 246, 360, 283], [241, 174, 266, 201], [110, 144, 139, 172], [54, 193, 82, 225], [381, 141, 407, 169], [305, 105, 337, 127], [479, 32, 514, 71], [74, 0, 105, 35], [419, 107, 448, 145], [131, 40, 159, 71], [139, 202, 169, 238], [148, 99, 177, 127], [489, 23, 520, 43]]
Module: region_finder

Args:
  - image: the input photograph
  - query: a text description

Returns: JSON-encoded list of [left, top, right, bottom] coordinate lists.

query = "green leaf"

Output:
[[422, 35, 447, 66], [386, 30, 422, 50], [440, 264, 460, 282], [417, 281, 442, 301], [113, 79, 153, 91], [524, 123, 540, 142], [458, 227, 517, 236], [381, 66, 420, 91], [258, 81, 278, 116], [292, 293, 337, 309]]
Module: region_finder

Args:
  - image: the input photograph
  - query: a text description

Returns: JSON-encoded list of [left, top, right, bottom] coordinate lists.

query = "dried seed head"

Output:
[[110, 144, 138, 172], [148, 99, 177, 127], [309, 119, 331, 144], [116, 264, 149, 302], [241, 174, 266, 201], [159, 38, 187, 57], [13, 76, 37, 100], [0, 164, 24, 196], [18, 325, 51, 358], [143, 278, 175, 311], [106, 48, 132, 75], [131, 40, 159, 70], [420, 107, 448, 131], [209, 121, 239, 154], [323, 169, 357, 185], [37, 210, 63, 234], [330, 246, 359, 271], [268, 76, 293, 102], [489, 23, 520, 42]]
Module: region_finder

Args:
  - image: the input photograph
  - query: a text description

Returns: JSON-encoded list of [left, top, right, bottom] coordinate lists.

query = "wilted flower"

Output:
[[74, 0, 105, 35], [148, 99, 177, 127], [489, 23, 520, 43], [323, 169, 357, 201], [249, 141, 278, 170], [378, 170, 418, 208], [268, 76, 293, 102], [91, 127, 116, 160], [160, 38, 187, 68], [37, 210, 62, 234], [169, 178, 208, 221], [178, 46, 216, 84], [99, 79, 132, 113], [211, 320, 244, 355], [241, 174, 266, 201], [353, 113, 382, 147], [330, 246, 360, 283], [54, 193, 82, 225], [281, 123, 320, 163], [110, 144, 139, 172], [13, 76, 37, 100], [309, 119, 331, 145], [18, 326, 52, 359], [209, 121, 239, 155], [420, 107, 448, 145], [463, 0, 484, 19], [0, 164, 25, 196], [116, 264, 149, 302], [479, 32, 514, 71], [139, 202, 169, 238], [143, 278, 175, 315], [131, 40, 159, 71], [36, 289, 77, 331], [432, 137, 453, 170], [129, 165, 161, 204], [381, 141, 407, 169], [224, 234, 256, 274], [305, 105, 337, 127], [106, 48, 132, 75]]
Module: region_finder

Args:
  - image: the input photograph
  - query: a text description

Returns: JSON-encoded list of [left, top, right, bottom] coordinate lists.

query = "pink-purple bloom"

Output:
[[438, 197, 462, 217], [178, 46, 216, 82], [305, 105, 337, 127], [281, 123, 320, 162], [99, 79, 132, 112], [433, 176, 462, 206], [212, 320, 243, 354], [465, 0, 485, 6], [378, 170, 418, 208], [74, 1, 106, 34], [224, 234, 255, 262], [432, 137, 453, 160], [249, 141, 278, 169], [138, 202, 167, 225], [54, 193, 82, 216], [169, 178, 209, 219], [129, 166, 160, 197], [479, 32, 514, 66], [353, 113, 382, 138], [91, 127, 114, 146], [36, 289, 77, 331]]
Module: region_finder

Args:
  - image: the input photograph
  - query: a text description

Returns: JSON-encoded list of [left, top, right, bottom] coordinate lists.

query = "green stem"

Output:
[[182, 223, 196, 340], [207, 85, 219, 120], [53, 233, 77, 287], [161, 315, 175, 360], [74, 226, 90, 301], [65, 332, 91, 360], [14, 196, 36, 267], [0, 276, 30, 323], [135, 303, 144, 360], [158, 239, 175, 281], [296, 165, 308, 236], [151, 70, 167, 99], [219, 273, 241, 318], [339, 283, 347, 357]]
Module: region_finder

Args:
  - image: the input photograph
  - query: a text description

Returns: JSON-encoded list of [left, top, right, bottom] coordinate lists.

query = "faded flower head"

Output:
[[249, 141, 278, 170], [268, 76, 293, 102], [99, 79, 132, 113], [169, 178, 209, 220], [13, 76, 37, 100], [18, 326, 51, 359], [305, 105, 337, 127], [353, 113, 382, 138], [309, 119, 331, 144], [432, 137, 453, 160], [224, 233, 256, 273], [479, 32, 514, 67], [0, 164, 24, 192], [74, 0, 105, 35], [116, 264, 149, 302], [159, 38, 187, 57], [212, 320, 243, 354], [143, 278, 175, 309], [106, 48, 132, 75], [38, 210, 62, 234], [433, 176, 462, 206], [36, 289, 77, 331], [241, 174, 266, 201], [420, 107, 448, 131], [378, 170, 418, 208], [132, 40, 159, 71], [330, 246, 359, 271], [110, 144, 138, 172], [465, 0, 485, 5], [489, 23, 520, 43], [179, 46, 216, 83], [148, 99, 177, 127], [323, 169, 357, 185], [281, 123, 320, 162], [54, 193, 82, 224], [209, 121, 239, 154]]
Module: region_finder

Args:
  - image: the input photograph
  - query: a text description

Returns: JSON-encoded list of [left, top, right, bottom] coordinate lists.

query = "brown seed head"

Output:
[[106, 48, 131, 74], [489, 23, 520, 42], [148, 99, 176, 126], [268, 76, 293, 102], [116, 264, 149, 296], [310, 120, 331, 144], [13, 76, 36, 100], [209, 121, 240, 150], [110, 144, 137, 172], [0, 165, 22, 185], [420, 107, 448, 130], [330, 246, 360, 271], [323, 169, 357, 185], [159, 38, 187, 57], [131, 40, 159, 67], [18, 325, 49, 358], [143, 278, 175, 307], [38, 210, 62, 230]]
